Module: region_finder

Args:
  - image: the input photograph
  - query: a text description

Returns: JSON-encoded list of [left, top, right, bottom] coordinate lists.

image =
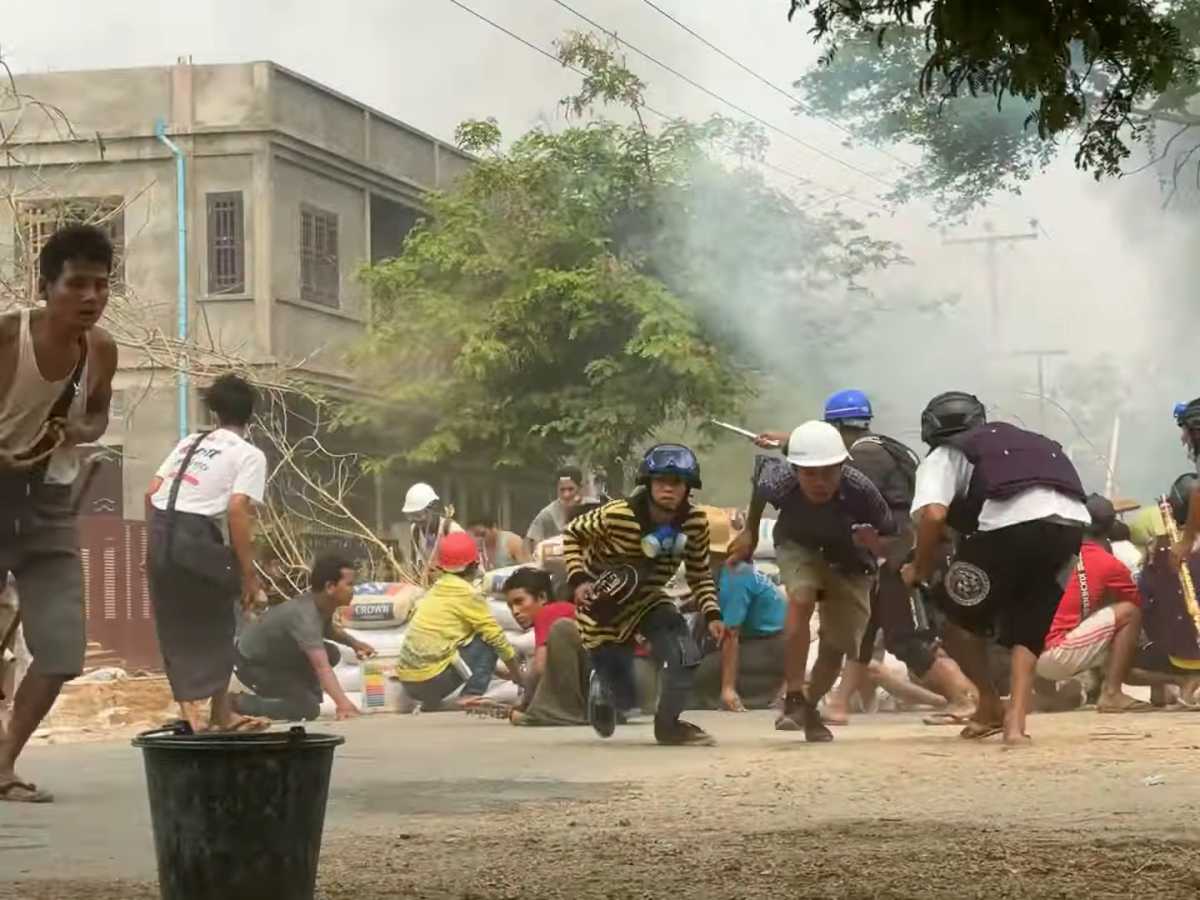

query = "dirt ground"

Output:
[[6, 708, 1200, 899]]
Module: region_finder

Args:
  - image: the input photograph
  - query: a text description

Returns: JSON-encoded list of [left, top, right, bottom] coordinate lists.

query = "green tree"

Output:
[[789, 1, 1200, 217], [352, 34, 900, 478]]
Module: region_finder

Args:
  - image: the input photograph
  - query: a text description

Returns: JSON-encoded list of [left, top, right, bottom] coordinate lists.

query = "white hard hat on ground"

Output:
[[785, 421, 850, 468], [402, 482, 440, 514]]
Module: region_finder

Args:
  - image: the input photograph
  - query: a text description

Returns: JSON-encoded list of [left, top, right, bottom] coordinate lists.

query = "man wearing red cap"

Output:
[[395, 532, 524, 709]]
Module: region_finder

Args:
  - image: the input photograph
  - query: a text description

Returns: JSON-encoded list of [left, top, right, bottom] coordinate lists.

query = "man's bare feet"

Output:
[[178, 700, 209, 733], [720, 691, 746, 713]]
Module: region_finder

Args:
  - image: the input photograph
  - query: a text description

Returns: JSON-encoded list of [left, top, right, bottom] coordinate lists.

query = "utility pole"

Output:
[[1010, 349, 1068, 433], [943, 220, 1039, 342]]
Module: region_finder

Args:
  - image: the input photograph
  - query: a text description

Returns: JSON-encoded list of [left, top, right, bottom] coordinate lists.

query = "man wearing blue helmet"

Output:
[[563, 444, 725, 746], [1174, 399, 1200, 569]]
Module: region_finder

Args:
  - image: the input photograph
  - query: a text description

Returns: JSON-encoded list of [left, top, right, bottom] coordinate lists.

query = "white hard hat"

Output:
[[785, 421, 850, 468], [402, 482, 439, 514]]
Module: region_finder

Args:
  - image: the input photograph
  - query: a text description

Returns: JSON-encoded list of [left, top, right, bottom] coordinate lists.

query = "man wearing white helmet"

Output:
[[401, 482, 462, 577], [730, 420, 895, 742]]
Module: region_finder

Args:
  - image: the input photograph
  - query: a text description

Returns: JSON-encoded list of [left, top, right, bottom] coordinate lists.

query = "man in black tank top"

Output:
[[0, 225, 119, 804]]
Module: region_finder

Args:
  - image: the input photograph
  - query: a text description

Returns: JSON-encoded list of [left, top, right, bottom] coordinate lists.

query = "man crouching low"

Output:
[[563, 444, 725, 746]]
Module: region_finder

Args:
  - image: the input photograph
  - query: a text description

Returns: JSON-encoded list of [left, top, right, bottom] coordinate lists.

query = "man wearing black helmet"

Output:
[[562, 444, 724, 746], [901, 392, 1088, 746], [1171, 398, 1200, 569]]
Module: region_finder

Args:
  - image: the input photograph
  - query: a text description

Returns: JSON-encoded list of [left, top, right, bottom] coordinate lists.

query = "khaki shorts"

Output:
[[775, 541, 873, 657], [1036, 606, 1117, 681]]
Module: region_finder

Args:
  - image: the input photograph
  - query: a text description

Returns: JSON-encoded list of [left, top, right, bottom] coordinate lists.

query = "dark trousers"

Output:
[[234, 642, 340, 721], [400, 634, 499, 708], [590, 604, 699, 726]]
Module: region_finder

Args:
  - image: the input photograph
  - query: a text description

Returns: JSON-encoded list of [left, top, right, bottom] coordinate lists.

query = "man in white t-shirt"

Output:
[[145, 374, 269, 733], [900, 392, 1088, 748]]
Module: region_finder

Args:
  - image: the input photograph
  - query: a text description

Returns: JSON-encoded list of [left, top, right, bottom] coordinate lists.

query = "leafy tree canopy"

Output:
[[351, 33, 901, 476], [789, 1, 1200, 217]]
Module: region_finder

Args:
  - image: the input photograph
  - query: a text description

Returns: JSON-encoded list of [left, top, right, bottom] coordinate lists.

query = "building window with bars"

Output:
[[206, 191, 245, 295], [300, 205, 339, 308], [17, 196, 126, 296]]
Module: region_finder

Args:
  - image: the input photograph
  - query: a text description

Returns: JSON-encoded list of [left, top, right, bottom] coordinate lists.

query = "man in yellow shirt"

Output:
[[395, 533, 523, 709]]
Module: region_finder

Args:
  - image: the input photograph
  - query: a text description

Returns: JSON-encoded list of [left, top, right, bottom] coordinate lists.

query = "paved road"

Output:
[[7, 708, 1200, 890]]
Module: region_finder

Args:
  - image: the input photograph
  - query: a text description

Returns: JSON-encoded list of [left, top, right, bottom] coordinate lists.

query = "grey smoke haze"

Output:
[[7, 0, 1195, 502]]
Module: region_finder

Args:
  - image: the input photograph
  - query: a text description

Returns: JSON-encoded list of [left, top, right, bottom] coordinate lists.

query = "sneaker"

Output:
[[802, 703, 834, 743], [588, 673, 616, 739], [655, 719, 716, 747], [774, 711, 804, 731]]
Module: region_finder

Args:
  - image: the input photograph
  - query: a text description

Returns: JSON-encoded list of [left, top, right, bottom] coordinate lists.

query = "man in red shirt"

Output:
[[1036, 495, 1149, 712], [503, 567, 587, 726]]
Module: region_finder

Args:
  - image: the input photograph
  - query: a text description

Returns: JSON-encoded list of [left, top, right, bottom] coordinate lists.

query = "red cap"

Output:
[[436, 532, 479, 573]]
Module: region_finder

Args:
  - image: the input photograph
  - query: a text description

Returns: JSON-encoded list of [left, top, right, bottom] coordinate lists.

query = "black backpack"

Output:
[[850, 433, 919, 508]]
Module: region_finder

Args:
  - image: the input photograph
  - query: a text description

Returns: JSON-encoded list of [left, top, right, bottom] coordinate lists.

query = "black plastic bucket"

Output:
[[132, 724, 345, 900]]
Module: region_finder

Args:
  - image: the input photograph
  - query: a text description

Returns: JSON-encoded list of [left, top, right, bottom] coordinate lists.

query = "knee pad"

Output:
[[657, 619, 703, 670], [889, 634, 940, 678]]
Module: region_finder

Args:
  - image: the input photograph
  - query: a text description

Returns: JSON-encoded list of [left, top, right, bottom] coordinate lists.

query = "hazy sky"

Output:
[[6, 0, 1193, 496]]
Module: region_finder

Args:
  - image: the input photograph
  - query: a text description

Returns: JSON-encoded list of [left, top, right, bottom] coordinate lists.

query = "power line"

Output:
[[637, 0, 914, 172], [443, 0, 888, 214], [548, 0, 899, 190]]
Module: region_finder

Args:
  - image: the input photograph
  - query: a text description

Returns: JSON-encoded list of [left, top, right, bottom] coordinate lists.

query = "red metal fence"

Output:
[[79, 516, 162, 671]]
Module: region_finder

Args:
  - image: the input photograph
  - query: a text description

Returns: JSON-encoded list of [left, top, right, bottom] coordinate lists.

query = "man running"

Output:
[[810, 390, 975, 725], [0, 224, 119, 803], [901, 392, 1088, 747], [732, 420, 895, 742], [563, 444, 724, 746]]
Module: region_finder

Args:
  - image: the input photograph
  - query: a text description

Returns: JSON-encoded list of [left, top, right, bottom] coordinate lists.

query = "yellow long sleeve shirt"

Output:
[[394, 573, 516, 683]]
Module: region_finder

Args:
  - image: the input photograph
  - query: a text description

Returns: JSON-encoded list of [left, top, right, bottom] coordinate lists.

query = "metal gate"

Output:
[[78, 516, 162, 671]]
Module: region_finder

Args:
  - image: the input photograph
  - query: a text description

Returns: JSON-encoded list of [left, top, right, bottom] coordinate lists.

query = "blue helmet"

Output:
[[824, 389, 873, 424], [1175, 402, 1188, 425], [637, 443, 702, 489]]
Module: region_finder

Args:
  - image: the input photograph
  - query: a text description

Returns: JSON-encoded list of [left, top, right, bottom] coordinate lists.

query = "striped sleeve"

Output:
[[683, 511, 720, 623], [562, 502, 607, 588]]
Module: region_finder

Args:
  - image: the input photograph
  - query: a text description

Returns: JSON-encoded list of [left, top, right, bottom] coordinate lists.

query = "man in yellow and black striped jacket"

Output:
[[563, 444, 725, 746]]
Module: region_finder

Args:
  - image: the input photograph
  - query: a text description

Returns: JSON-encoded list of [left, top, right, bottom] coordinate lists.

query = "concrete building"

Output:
[[0, 59, 493, 527]]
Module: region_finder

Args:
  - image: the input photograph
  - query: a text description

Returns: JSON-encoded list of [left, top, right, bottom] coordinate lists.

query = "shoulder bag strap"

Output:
[[164, 431, 212, 555], [25, 335, 88, 485], [1076, 554, 1092, 621]]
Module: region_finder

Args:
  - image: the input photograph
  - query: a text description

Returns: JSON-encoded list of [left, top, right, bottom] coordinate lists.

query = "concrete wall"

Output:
[[270, 156, 368, 371]]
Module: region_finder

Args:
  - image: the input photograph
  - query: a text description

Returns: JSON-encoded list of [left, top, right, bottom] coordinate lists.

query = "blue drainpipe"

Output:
[[154, 118, 189, 440]]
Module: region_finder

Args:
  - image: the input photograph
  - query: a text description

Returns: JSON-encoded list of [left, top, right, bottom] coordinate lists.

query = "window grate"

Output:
[[206, 191, 245, 294], [300, 206, 339, 307]]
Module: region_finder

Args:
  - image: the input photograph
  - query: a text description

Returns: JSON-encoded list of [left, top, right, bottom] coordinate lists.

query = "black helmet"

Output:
[[637, 444, 702, 489], [1084, 493, 1116, 538], [1169, 472, 1199, 525], [920, 391, 987, 447]]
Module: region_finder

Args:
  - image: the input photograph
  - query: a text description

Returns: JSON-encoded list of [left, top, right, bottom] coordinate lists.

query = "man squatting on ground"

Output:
[[1034, 493, 1173, 712], [234, 554, 376, 721], [902, 392, 1089, 747], [0, 224, 119, 804], [730, 420, 895, 742], [563, 443, 725, 746]]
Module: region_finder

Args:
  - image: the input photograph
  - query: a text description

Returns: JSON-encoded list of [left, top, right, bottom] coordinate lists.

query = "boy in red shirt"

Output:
[[1036, 495, 1149, 712], [503, 567, 587, 726]]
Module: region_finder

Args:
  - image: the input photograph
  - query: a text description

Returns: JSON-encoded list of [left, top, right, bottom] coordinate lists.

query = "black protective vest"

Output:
[[943, 422, 1085, 534]]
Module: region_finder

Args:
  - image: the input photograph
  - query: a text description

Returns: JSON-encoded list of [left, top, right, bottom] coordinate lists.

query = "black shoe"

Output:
[[588, 673, 616, 739], [655, 719, 716, 747], [802, 704, 834, 743], [774, 711, 803, 731]]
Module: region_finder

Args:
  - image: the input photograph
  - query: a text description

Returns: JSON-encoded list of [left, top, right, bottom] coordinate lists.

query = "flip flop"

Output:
[[821, 714, 849, 727], [959, 721, 1004, 740], [0, 779, 54, 803], [923, 711, 973, 726], [1098, 699, 1155, 714], [218, 716, 272, 733]]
